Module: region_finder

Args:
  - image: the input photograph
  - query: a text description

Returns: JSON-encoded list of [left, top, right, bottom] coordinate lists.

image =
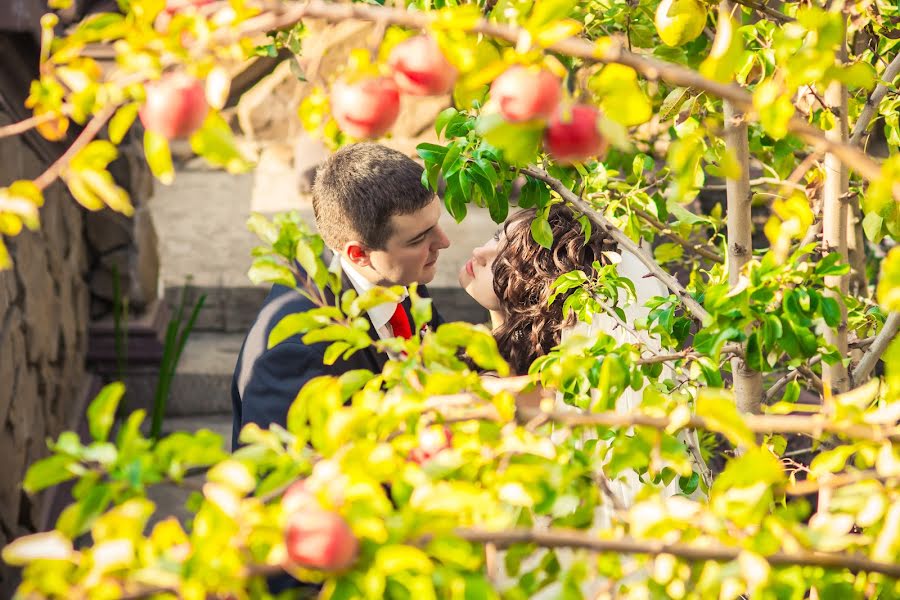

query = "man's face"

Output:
[[347, 197, 451, 286]]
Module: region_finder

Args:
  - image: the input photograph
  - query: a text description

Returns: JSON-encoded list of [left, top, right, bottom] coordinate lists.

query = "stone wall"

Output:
[[0, 111, 91, 598]]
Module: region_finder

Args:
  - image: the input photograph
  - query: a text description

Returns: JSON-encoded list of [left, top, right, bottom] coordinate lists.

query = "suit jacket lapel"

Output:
[[326, 257, 389, 374]]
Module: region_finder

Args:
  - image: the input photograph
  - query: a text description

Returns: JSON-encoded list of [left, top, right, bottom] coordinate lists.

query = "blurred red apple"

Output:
[[164, 0, 215, 14], [489, 66, 561, 122], [409, 426, 453, 464], [331, 77, 400, 139], [284, 509, 358, 571], [139, 73, 208, 140], [544, 104, 608, 164], [281, 480, 317, 515], [388, 35, 457, 96]]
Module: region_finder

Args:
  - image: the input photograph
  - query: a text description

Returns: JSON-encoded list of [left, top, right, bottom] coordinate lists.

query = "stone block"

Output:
[[16, 236, 60, 364], [0, 307, 24, 425], [85, 210, 132, 254]]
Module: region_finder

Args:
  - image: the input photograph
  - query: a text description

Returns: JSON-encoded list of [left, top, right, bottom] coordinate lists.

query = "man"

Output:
[[231, 143, 451, 449]]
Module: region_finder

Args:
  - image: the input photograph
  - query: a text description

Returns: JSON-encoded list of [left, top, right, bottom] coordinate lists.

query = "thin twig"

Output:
[[852, 312, 900, 383], [33, 105, 117, 191], [785, 469, 895, 496], [850, 51, 900, 146], [0, 111, 60, 139], [454, 527, 900, 578], [728, 0, 791, 23], [632, 207, 724, 263], [511, 407, 900, 443], [522, 166, 712, 323]]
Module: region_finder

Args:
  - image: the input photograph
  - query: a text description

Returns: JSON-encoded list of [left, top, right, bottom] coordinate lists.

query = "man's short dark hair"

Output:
[[312, 143, 434, 250]]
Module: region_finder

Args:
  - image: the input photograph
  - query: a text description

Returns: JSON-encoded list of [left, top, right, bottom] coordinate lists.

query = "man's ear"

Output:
[[343, 241, 372, 267]]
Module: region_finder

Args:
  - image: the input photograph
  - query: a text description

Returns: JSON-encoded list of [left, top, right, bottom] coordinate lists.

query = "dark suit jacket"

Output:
[[231, 270, 442, 450]]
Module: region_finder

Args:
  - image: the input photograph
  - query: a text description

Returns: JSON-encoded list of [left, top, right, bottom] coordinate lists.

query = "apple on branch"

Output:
[[284, 509, 359, 571], [330, 77, 400, 139], [544, 104, 608, 164], [654, 0, 708, 47], [387, 35, 457, 96], [408, 425, 453, 464], [164, 0, 215, 14], [489, 66, 561, 122], [139, 72, 209, 140]]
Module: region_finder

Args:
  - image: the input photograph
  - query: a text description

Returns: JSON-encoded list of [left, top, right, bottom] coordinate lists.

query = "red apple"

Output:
[[544, 104, 608, 164], [330, 77, 400, 139], [164, 0, 215, 14], [388, 35, 457, 96], [409, 426, 453, 464], [284, 509, 359, 571], [281, 480, 317, 515], [139, 73, 209, 140], [489, 66, 561, 122]]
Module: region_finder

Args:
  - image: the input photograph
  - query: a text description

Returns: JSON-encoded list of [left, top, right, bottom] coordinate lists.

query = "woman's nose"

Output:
[[472, 245, 489, 262]]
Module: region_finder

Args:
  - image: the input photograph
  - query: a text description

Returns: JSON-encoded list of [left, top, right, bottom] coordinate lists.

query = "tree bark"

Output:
[[822, 21, 850, 393], [721, 4, 762, 414]]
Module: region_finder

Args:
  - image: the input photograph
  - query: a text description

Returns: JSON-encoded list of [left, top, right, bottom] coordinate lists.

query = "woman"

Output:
[[458, 202, 692, 597], [458, 202, 617, 375]]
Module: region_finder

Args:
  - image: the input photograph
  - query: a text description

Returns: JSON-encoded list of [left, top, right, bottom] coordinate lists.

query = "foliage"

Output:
[[2, 0, 900, 598]]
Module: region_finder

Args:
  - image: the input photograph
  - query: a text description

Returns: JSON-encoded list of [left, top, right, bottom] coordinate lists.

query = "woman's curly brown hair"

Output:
[[492, 203, 616, 375]]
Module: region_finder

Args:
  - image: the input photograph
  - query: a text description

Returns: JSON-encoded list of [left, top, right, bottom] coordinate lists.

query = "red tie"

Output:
[[388, 303, 412, 339]]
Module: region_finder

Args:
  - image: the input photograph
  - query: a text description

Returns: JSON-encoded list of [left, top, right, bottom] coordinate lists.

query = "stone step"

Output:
[[121, 332, 243, 418]]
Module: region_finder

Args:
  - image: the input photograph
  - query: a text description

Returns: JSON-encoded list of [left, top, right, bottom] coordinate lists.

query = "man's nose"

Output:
[[433, 225, 450, 250]]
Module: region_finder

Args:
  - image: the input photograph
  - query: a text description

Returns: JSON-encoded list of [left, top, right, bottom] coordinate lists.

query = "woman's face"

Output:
[[459, 228, 503, 311]]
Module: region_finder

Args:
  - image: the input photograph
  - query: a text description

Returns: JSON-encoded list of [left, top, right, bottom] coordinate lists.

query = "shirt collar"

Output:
[[338, 255, 408, 331]]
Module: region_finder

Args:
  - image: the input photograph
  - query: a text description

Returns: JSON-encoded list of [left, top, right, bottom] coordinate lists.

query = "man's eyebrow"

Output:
[[406, 225, 435, 243]]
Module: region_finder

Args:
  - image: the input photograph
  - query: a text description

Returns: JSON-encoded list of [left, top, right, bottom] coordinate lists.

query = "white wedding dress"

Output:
[[492, 246, 693, 598]]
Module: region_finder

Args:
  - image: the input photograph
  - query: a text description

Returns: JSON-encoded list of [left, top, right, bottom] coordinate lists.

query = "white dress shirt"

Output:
[[338, 256, 408, 341]]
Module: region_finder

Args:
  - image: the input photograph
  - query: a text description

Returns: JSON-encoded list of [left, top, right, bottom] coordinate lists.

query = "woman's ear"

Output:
[[344, 241, 372, 267]]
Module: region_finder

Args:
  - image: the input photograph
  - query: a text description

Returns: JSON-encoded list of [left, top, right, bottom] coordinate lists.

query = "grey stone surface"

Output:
[[0, 103, 119, 597], [120, 333, 244, 418]]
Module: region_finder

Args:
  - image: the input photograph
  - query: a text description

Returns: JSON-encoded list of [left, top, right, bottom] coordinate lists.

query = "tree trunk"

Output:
[[822, 20, 850, 394], [720, 3, 762, 413]]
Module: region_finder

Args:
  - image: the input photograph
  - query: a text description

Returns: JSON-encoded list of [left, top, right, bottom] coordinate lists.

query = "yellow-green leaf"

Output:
[[589, 64, 652, 127], [109, 103, 140, 145], [700, 7, 744, 83], [696, 388, 755, 448], [877, 247, 900, 312], [87, 382, 124, 442], [189, 112, 253, 174], [144, 129, 174, 185]]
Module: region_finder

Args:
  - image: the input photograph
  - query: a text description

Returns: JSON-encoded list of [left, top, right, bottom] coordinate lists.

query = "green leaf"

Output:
[[23, 454, 78, 494], [248, 258, 296, 287], [695, 389, 755, 448], [653, 242, 684, 264], [86, 382, 125, 442], [109, 103, 139, 145], [658, 87, 695, 122], [530, 213, 553, 249], [477, 114, 543, 166], [435, 107, 458, 138], [678, 472, 700, 495], [144, 129, 174, 185], [527, 0, 578, 30], [820, 296, 841, 328], [753, 80, 794, 140], [862, 211, 884, 243]]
